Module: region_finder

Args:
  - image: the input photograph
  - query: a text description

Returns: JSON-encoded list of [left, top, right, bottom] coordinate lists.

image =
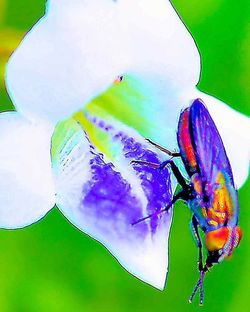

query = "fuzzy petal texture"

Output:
[[6, 0, 127, 124], [0, 112, 55, 228], [52, 116, 176, 290]]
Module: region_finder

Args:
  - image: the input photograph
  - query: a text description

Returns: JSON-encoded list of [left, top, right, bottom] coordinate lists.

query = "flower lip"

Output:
[[52, 115, 175, 290]]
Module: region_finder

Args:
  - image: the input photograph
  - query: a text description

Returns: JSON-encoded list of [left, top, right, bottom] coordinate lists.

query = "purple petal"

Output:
[[52, 117, 175, 289]]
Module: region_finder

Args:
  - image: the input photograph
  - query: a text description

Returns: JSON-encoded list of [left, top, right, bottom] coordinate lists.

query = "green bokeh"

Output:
[[0, 1, 249, 311]]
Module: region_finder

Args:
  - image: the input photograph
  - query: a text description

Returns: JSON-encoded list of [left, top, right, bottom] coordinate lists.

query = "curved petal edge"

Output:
[[0, 112, 55, 228]]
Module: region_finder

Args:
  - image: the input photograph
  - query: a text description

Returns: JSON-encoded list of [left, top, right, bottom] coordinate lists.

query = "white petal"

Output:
[[6, 1, 127, 124], [185, 89, 250, 188], [0, 112, 55, 228], [83, 74, 188, 151], [52, 117, 175, 289], [6, 0, 200, 124], [117, 0, 200, 89]]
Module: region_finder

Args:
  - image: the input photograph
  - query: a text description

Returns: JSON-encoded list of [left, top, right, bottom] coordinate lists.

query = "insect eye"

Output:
[[205, 227, 230, 251]]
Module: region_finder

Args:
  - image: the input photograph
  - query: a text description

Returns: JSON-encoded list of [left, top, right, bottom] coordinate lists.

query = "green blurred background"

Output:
[[0, 1, 249, 311]]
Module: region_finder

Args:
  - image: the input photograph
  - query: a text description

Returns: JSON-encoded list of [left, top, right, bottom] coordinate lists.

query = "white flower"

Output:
[[0, 0, 249, 289]]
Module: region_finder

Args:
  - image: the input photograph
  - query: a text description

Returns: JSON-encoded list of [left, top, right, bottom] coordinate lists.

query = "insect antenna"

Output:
[[189, 270, 206, 305]]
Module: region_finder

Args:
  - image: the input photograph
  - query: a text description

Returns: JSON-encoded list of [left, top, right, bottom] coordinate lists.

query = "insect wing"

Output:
[[189, 99, 238, 225], [189, 99, 234, 186]]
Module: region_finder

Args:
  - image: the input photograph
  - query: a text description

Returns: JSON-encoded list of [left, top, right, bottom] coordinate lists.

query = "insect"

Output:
[[131, 98, 242, 304]]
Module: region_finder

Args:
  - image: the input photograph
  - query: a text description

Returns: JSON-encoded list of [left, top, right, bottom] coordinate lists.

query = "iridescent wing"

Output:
[[190, 99, 238, 224], [178, 99, 238, 225], [189, 99, 234, 188]]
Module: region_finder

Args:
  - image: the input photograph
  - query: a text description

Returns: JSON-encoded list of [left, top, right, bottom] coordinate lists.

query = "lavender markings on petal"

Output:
[[81, 114, 172, 237]]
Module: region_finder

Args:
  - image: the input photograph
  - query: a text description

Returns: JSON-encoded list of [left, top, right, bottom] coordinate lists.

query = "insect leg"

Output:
[[162, 160, 189, 190], [130, 160, 160, 168], [132, 159, 187, 188], [131, 190, 184, 226], [189, 270, 206, 305], [132, 159, 193, 200], [131, 159, 174, 170], [190, 215, 203, 272], [145, 138, 181, 157]]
